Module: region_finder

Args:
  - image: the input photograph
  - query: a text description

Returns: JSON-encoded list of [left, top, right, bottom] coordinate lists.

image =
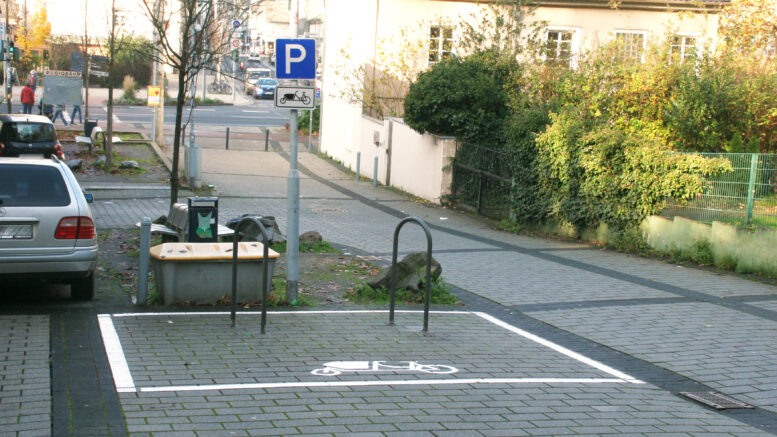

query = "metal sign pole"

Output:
[[276, 35, 315, 305], [286, 108, 300, 303]]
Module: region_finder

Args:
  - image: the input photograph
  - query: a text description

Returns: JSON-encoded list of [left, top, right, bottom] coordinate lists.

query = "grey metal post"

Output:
[[745, 153, 759, 225], [225, 127, 230, 150], [308, 109, 312, 151], [355, 152, 361, 181], [373, 156, 378, 187], [137, 217, 151, 305], [286, 108, 300, 303], [265, 128, 269, 151]]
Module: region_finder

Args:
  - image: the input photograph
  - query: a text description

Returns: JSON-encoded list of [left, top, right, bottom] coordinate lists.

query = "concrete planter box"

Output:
[[150, 242, 279, 305]]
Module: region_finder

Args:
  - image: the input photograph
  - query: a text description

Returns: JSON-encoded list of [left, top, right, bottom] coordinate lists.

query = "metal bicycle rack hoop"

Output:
[[230, 217, 272, 332], [389, 217, 434, 332]]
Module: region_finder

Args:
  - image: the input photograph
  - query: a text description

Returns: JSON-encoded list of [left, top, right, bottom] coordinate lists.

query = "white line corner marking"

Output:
[[472, 312, 644, 384], [98, 310, 644, 394], [97, 314, 136, 393]]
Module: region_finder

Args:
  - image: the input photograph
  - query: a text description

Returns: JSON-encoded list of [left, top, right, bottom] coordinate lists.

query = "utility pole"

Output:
[[5, 0, 10, 113], [151, 0, 164, 147], [285, 0, 300, 304], [83, 0, 90, 117], [187, 1, 202, 189]]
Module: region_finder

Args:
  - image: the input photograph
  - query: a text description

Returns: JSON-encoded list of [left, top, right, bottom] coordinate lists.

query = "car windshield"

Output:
[[258, 79, 277, 86], [0, 164, 71, 207], [1, 122, 56, 143]]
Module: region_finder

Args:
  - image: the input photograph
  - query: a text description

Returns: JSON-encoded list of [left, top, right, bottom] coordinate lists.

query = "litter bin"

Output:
[[188, 197, 219, 242], [84, 119, 98, 137], [150, 242, 279, 304]]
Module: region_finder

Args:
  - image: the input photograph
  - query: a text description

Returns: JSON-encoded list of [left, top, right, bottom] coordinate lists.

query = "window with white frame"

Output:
[[545, 28, 578, 68], [428, 24, 455, 64], [615, 31, 646, 63], [671, 35, 697, 61]]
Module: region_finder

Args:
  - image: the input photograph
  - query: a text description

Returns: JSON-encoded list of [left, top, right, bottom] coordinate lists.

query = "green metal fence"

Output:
[[661, 153, 777, 228], [451, 143, 515, 218]]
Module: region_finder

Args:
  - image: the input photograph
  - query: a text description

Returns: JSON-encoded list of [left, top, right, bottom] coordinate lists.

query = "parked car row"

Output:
[[0, 114, 97, 300]]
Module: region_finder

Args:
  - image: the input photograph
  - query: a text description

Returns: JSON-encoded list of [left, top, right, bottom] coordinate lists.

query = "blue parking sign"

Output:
[[276, 39, 316, 79]]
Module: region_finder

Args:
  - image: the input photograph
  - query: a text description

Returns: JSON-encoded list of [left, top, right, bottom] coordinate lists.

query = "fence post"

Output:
[[136, 217, 151, 305], [745, 153, 759, 225], [477, 171, 484, 215], [355, 152, 361, 181], [373, 156, 379, 187]]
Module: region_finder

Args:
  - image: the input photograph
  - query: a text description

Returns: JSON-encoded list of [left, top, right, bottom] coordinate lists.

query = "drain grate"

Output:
[[680, 392, 755, 410]]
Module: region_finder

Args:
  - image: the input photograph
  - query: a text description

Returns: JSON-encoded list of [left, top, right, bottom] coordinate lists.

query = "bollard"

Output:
[[226, 127, 230, 150], [136, 217, 151, 305], [308, 110, 313, 151], [265, 128, 269, 151], [355, 152, 361, 181], [373, 156, 379, 187]]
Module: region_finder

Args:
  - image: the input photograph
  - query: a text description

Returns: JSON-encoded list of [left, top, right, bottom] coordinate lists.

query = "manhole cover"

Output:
[[312, 208, 347, 214], [680, 392, 755, 410]]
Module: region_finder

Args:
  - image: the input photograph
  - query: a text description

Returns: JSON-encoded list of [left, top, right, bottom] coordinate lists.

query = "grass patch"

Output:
[[347, 277, 458, 305], [270, 240, 339, 254], [606, 227, 652, 256], [263, 279, 310, 307]]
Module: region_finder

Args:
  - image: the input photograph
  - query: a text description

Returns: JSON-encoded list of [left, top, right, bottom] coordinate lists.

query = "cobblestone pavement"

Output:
[[6, 126, 777, 435]]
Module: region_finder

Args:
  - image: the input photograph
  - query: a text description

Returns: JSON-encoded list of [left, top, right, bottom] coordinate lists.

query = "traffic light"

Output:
[[9, 40, 15, 61]]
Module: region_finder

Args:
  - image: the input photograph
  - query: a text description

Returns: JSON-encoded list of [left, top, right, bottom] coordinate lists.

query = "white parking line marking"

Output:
[[473, 312, 644, 384], [99, 310, 644, 393], [140, 378, 631, 393], [97, 315, 135, 392]]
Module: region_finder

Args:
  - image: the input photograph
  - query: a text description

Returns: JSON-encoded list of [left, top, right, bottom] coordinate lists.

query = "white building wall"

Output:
[[358, 116, 389, 183], [388, 120, 447, 203], [320, 0, 482, 172]]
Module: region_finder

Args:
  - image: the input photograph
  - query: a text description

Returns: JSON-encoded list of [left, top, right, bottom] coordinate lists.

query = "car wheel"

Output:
[[71, 272, 95, 301]]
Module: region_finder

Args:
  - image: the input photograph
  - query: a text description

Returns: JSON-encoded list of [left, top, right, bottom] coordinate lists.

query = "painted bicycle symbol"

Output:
[[311, 361, 458, 376], [279, 90, 311, 105]]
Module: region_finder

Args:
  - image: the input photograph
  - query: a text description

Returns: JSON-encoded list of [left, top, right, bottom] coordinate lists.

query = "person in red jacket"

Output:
[[20, 85, 34, 114]]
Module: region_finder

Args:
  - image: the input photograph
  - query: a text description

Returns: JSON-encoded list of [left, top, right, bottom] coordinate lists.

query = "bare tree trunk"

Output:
[[106, 81, 113, 167], [170, 71, 187, 207]]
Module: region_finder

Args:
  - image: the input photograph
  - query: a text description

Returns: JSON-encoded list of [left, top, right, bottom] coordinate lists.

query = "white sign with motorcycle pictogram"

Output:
[[275, 86, 315, 109]]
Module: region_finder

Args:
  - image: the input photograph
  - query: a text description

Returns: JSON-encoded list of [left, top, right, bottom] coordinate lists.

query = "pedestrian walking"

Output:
[[70, 104, 82, 125], [51, 104, 69, 126], [28, 70, 37, 92], [20, 84, 34, 114]]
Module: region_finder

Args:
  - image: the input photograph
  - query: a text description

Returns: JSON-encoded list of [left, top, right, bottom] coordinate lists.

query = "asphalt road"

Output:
[[84, 101, 291, 128]]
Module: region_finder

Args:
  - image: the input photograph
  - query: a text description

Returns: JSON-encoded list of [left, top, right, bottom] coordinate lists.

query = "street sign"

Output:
[[232, 20, 240, 29], [147, 86, 161, 106], [275, 39, 315, 79], [275, 86, 315, 109], [231, 38, 241, 49]]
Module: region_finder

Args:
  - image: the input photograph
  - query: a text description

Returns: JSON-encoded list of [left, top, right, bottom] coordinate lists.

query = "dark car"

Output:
[[0, 114, 64, 159], [253, 78, 278, 100]]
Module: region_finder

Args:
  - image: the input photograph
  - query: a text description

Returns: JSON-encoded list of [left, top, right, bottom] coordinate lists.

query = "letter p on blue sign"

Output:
[[276, 38, 316, 79]]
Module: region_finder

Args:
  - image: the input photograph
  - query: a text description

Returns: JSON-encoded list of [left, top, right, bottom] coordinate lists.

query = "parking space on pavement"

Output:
[[96, 310, 774, 436], [99, 311, 644, 394]]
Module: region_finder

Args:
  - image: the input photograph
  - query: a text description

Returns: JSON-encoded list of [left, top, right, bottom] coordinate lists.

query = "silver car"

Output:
[[0, 155, 98, 300]]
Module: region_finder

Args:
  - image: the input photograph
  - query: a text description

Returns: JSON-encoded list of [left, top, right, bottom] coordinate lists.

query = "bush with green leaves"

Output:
[[403, 52, 514, 146], [530, 109, 732, 230]]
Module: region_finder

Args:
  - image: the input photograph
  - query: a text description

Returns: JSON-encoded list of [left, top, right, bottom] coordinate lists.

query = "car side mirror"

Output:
[[84, 193, 94, 203]]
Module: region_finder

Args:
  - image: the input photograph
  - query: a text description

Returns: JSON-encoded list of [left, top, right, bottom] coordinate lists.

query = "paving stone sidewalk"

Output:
[[36, 127, 777, 435], [0, 124, 777, 436]]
